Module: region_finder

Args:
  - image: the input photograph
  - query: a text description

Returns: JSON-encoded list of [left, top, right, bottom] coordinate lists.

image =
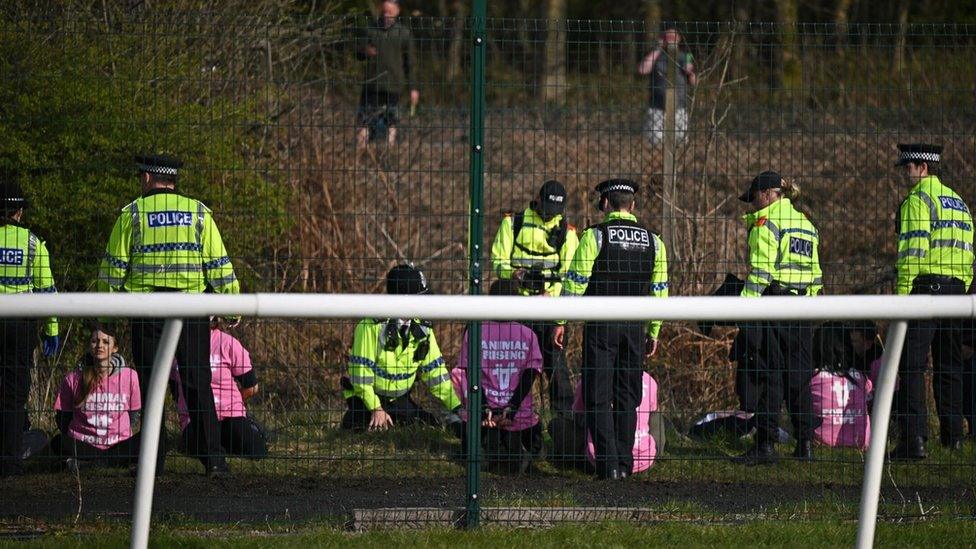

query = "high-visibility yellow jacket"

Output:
[[344, 318, 460, 412], [490, 207, 578, 296], [741, 198, 823, 298], [896, 175, 974, 294], [0, 223, 58, 335], [97, 190, 239, 294]]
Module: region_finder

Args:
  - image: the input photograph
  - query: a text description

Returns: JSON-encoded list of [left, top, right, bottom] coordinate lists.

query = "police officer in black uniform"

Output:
[[555, 179, 668, 480]]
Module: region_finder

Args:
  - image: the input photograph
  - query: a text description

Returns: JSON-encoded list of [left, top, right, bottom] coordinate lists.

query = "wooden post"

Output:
[[661, 41, 678, 259]]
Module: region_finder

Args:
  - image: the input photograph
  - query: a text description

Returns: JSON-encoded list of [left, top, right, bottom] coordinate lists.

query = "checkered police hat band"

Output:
[[138, 164, 179, 176], [604, 184, 635, 193], [900, 151, 940, 163]]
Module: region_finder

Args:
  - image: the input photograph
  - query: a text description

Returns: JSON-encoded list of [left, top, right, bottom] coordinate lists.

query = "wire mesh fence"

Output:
[[1, 3, 975, 529]]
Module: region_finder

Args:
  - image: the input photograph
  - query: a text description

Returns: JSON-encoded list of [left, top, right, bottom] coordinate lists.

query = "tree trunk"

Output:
[[732, 1, 750, 82], [644, 0, 661, 47], [775, 0, 800, 90], [446, 0, 466, 81], [542, 0, 566, 104], [892, 0, 909, 78], [834, 0, 854, 53]]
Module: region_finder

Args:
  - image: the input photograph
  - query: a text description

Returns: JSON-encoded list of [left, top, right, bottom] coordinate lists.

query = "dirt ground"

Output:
[[1, 472, 968, 525]]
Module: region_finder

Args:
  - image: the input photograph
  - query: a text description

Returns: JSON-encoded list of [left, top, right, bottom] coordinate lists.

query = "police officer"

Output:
[[553, 179, 668, 480], [490, 180, 579, 415], [732, 171, 822, 466], [341, 264, 461, 431], [97, 155, 240, 476], [0, 173, 59, 476], [890, 144, 973, 459]]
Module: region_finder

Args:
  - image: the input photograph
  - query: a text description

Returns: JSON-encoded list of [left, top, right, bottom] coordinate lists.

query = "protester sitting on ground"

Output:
[[845, 320, 884, 384], [340, 264, 462, 431], [451, 279, 544, 474], [809, 322, 872, 450], [171, 321, 268, 459], [561, 371, 660, 474], [51, 323, 153, 472]]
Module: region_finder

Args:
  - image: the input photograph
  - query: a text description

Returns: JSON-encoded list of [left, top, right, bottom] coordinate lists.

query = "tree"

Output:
[[542, 0, 567, 103]]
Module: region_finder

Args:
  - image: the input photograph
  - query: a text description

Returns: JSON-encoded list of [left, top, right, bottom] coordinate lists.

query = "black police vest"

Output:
[[584, 218, 656, 297]]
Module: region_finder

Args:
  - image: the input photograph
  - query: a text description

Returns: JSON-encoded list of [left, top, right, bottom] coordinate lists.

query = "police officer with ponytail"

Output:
[[733, 171, 822, 465], [490, 180, 579, 415], [0, 172, 59, 477], [554, 179, 668, 480], [341, 264, 461, 431], [97, 155, 239, 476]]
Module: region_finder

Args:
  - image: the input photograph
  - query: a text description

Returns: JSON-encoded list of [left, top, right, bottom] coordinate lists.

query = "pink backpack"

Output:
[[572, 372, 658, 473]]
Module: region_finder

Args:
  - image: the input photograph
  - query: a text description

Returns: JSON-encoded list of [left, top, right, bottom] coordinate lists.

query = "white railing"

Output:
[[3, 292, 974, 549]]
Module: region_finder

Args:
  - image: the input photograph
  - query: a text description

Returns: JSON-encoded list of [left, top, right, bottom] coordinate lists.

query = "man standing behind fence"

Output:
[[638, 25, 696, 145], [490, 180, 578, 416], [97, 155, 240, 477], [890, 143, 973, 460], [554, 179, 668, 480], [356, 0, 419, 148]]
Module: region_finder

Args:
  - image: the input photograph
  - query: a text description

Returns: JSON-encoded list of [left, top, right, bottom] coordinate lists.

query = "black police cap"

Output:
[[135, 154, 182, 177], [386, 263, 430, 295], [895, 143, 942, 166], [738, 171, 782, 203], [537, 179, 567, 217], [0, 172, 28, 214], [595, 178, 639, 196]]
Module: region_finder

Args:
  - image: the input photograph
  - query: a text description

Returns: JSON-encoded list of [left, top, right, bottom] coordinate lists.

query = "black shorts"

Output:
[[357, 86, 400, 127]]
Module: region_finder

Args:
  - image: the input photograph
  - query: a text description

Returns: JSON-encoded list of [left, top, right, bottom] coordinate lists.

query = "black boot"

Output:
[[596, 468, 626, 481], [793, 439, 813, 461], [888, 436, 927, 461], [732, 441, 778, 466]]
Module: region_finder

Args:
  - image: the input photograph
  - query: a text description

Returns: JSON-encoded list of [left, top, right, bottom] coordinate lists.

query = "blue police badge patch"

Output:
[[147, 211, 194, 228], [938, 196, 969, 214], [0, 248, 24, 265], [788, 237, 813, 258]]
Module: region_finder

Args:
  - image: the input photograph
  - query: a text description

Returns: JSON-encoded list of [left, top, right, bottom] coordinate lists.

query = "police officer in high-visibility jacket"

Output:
[[890, 144, 973, 460], [733, 171, 822, 466], [341, 264, 461, 431], [0, 174, 59, 477], [97, 155, 239, 476], [553, 179, 667, 480], [490, 180, 579, 415]]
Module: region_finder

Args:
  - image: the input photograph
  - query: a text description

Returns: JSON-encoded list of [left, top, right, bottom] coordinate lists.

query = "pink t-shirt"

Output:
[[55, 364, 141, 450], [173, 328, 254, 429], [573, 372, 658, 473], [810, 369, 872, 450], [452, 321, 543, 432]]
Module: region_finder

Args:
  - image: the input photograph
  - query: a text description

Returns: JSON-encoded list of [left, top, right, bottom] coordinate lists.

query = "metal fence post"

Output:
[[465, 0, 487, 530], [855, 320, 908, 549], [130, 318, 184, 549]]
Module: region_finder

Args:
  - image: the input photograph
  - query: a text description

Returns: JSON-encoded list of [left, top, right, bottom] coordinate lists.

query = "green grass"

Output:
[[5, 520, 976, 548]]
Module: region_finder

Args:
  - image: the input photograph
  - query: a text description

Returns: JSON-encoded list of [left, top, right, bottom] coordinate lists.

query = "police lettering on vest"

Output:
[[0, 248, 24, 265], [939, 196, 969, 213], [789, 237, 814, 258], [147, 211, 194, 228], [607, 226, 650, 249]]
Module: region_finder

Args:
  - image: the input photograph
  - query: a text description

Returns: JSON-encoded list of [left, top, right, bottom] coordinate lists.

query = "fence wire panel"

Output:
[[0, 3, 974, 533]]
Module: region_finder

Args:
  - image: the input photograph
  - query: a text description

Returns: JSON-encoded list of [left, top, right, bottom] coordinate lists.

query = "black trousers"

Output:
[[753, 319, 817, 444], [460, 422, 543, 469], [964, 354, 976, 436], [340, 392, 439, 431], [49, 433, 163, 470], [581, 321, 643, 476], [895, 277, 967, 443], [0, 319, 35, 476], [183, 416, 268, 459], [132, 317, 224, 468], [526, 321, 574, 414]]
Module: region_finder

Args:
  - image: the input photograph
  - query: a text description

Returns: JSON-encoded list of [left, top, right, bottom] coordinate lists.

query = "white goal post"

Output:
[[3, 292, 974, 549]]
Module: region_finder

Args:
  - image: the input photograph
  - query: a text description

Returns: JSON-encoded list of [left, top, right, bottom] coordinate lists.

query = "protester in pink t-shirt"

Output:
[[810, 369, 872, 449], [172, 325, 267, 459], [452, 280, 544, 473], [52, 324, 152, 471], [572, 371, 658, 473]]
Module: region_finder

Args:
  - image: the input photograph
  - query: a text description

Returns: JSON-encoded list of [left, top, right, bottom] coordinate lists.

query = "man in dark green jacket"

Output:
[[357, 0, 419, 147]]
